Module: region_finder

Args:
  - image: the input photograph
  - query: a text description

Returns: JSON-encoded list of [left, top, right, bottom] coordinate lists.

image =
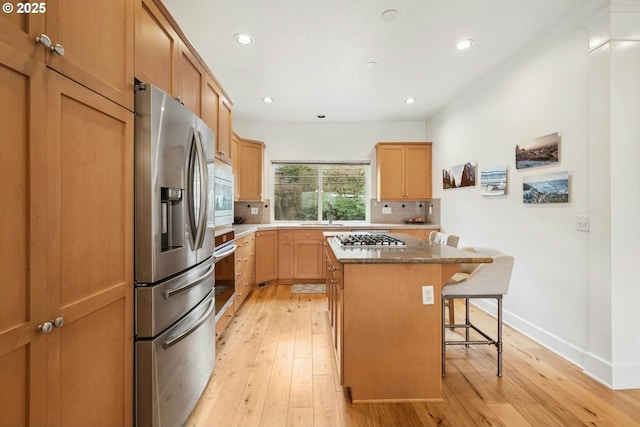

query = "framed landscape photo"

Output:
[[522, 170, 569, 204], [443, 162, 476, 189], [516, 132, 560, 169], [480, 166, 507, 196]]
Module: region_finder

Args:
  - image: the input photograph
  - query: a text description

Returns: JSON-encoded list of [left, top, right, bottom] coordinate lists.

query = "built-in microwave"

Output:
[[213, 162, 234, 227]]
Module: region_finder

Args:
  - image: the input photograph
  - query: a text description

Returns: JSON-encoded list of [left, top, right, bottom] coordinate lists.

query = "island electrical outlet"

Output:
[[422, 285, 434, 305]]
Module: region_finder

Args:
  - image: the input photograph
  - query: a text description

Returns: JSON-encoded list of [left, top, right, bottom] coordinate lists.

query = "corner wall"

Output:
[[430, 1, 640, 389]]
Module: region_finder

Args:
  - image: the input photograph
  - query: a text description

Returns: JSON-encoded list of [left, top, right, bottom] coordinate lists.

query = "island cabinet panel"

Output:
[[255, 230, 278, 284], [376, 142, 432, 201], [342, 262, 458, 403], [324, 244, 344, 383]]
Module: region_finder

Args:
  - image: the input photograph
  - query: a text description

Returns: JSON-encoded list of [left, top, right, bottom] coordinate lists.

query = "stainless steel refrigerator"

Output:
[[133, 83, 216, 427]]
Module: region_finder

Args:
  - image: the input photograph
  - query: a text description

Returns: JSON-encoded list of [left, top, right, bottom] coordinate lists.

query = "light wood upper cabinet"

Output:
[[217, 95, 233, 164], [0, 4, 46, 61], [47, 0, 134, 110], [135, 0, 178, 96], [202, 76, 219, 148], [176, 40, 204, 116], [1, 0, 135, 110], [376, 142, 432, 201], [233, 134, 265, 201]]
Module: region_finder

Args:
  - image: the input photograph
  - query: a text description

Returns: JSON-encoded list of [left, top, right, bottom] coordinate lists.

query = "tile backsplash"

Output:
[[234, 200, 271, 224], [233, 198, 441, 225], [370, 198, 440, 225]]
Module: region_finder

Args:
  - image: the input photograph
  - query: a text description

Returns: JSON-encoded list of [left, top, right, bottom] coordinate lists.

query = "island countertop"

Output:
[[325, 232, 493, 265]]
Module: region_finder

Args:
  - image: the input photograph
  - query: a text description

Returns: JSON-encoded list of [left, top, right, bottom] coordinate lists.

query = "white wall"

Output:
[[430, 2, 640, 389], [233, 121, 428, 198]]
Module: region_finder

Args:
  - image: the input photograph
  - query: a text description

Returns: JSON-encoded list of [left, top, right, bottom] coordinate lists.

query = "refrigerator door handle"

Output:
[[186, 128, 208, 250], [163, 262, 214, 300], [162, 296, 215, 350], [194, 130, 209, 250]]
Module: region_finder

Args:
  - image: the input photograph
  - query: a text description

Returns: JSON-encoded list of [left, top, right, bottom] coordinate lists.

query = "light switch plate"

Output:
[[422, 285, 434, 305], [251, 207, 259, 215], [382, 207, 392, 214]]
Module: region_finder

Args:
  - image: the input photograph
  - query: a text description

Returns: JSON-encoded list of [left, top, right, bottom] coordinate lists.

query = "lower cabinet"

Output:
[[1, 42, 134, 427], [235, 232, 256, 309], [278, 229, 325, 283], [255, 230, 277, 284]]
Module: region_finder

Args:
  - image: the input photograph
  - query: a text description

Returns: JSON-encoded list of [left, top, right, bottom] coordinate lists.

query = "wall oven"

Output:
[[134, 83, 216, 427], [214, 228, 236, 321], [214, 163, 234, 227]]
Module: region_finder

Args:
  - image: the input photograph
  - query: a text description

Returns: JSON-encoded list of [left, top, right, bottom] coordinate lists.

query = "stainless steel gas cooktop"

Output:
[[334, 233, 406, 247]]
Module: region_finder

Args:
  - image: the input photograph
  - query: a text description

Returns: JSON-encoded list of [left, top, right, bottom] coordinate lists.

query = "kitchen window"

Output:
[[272, 162, 369, 222]]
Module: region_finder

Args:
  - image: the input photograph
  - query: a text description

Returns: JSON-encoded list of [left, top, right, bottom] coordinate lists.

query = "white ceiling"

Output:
[[161, 0, 600, 122]]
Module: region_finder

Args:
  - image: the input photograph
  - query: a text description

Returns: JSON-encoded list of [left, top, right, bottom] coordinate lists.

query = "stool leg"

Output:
[[497, 296, 503, 376], [465, 298, 470, 347], [442, 297, 446, 377]]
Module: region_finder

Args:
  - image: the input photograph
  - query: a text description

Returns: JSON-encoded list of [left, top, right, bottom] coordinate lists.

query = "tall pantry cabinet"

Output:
[[0, 0, 134, 426]]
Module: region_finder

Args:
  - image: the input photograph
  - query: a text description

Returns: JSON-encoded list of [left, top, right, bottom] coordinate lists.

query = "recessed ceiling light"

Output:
[[365, 61, 378, 69], [455, 39, 473, 50], [381, 9, 398, 21], [405, 98, 416, 104], [234, 33, 254, 45], [263, 97, 273, 103]]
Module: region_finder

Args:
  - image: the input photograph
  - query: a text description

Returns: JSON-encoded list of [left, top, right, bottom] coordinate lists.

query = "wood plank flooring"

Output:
[[187, 285, 640, 427]]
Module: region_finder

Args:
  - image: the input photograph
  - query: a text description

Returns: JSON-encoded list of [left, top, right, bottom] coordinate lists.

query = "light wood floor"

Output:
[[187, 284, 640, 427]]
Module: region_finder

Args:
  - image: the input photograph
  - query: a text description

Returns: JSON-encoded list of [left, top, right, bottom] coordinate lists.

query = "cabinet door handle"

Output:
[[51, 43, 65, 56], [53, 317, 64, 328], [35, 34, 52, 48], [38, 321, 53, 334]]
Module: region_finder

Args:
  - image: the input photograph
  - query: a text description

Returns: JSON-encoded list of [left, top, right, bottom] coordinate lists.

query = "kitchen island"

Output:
[[324, 232, 492, 403]]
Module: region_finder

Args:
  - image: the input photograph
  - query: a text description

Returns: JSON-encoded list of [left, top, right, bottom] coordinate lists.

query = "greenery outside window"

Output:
[[273, 162, 369, 222]]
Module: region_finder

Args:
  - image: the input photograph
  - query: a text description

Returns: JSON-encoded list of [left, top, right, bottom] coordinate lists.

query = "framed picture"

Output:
[[443, 162, 476, 189], [516, 132, 560, 169], [480, 166, 507, 196], [523, 171, 569, 203]]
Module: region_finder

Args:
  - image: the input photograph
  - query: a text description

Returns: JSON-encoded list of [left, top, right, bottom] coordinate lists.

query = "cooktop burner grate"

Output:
[[335, 233, 406, 247]]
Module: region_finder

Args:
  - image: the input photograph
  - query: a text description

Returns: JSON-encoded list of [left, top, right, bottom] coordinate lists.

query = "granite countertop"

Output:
[[325, 232, 493, 265], [231, 222, 440, 239]]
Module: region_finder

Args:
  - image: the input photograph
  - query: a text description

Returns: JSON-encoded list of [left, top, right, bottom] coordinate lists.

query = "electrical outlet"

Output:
[[576, 215, 590, 232], [422, 285, 434, 305], [251, 207, 259, 215], [382, 207, 392, 214]]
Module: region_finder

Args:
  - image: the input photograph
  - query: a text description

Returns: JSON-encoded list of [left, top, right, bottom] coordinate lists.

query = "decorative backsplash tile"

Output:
[[370, 199, 440, 225], [232, 198, 441, 225], [234, 200, 271, 224]]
